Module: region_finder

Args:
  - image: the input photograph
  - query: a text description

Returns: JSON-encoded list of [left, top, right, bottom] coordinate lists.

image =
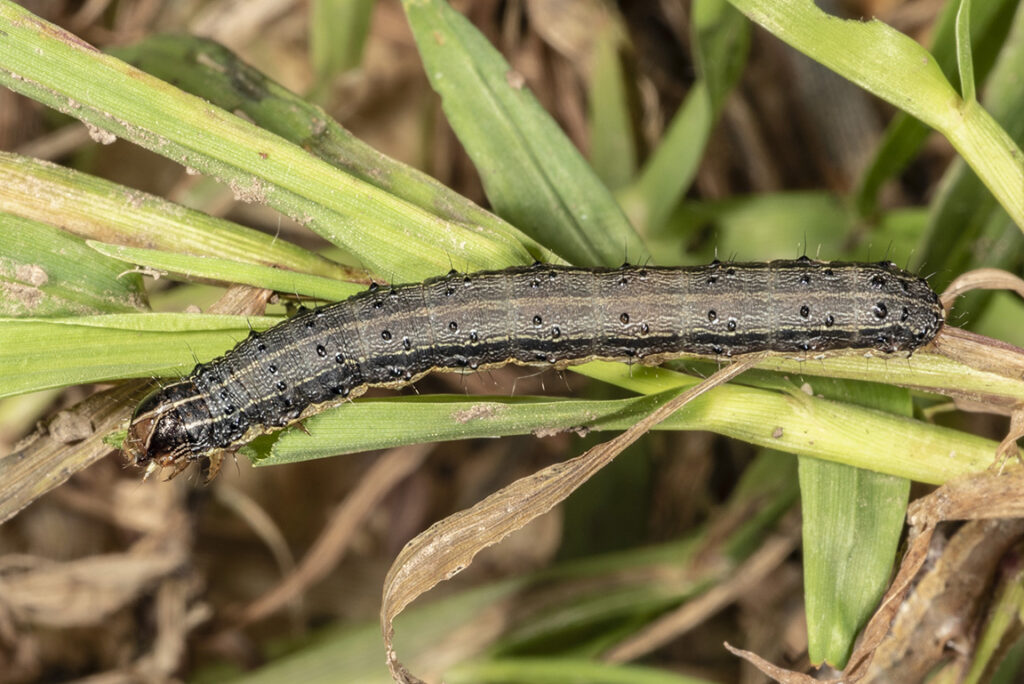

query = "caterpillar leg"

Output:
[[199, 451, 226, 483]]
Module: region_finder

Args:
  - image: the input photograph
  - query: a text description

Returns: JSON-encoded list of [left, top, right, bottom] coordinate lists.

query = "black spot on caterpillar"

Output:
[[124, 259, 943, 478]]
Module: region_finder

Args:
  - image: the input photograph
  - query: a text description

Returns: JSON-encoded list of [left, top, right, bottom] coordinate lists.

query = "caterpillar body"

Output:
[[124, 258, 944, 477]]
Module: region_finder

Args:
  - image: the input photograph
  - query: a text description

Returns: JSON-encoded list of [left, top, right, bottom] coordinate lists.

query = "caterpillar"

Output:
[[124, 258, 944, 478]]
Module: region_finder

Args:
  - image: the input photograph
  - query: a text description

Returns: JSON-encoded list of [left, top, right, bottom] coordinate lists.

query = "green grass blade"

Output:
[[2, 214, 145, 316], [962, 560, 1024, 683], [588, 19, 637, 191], [620, 0, 749, 235], [955, 0, 977, 103], [309, 0, 373, 91], [402, 0, 647, 267], [676, 191, 923, 266], [800, 380, 910, 667], [658, 192, 849, 263], [250, 380, 1006, 486], [619, 87, 711, 239], [489, 452, 798, 655], [578, 350, 1024, 408], [853, 0, 1016, 217], [916, 1, 1024, 295], [225, 535, 709, 683], [976, 293, 1024, 349], [108, 35, 558, 265], [0, 2, 532, 280], [694, 0, 752, 114], [0, 314, 278, 397], [0, 151, 353, 280], [87, 241, 363, 301], [727, 0, 1024, 228]]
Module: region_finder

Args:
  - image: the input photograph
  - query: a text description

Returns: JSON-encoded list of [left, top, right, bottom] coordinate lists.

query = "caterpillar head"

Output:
[[123, 387, 192, 479], [868, 263, 945, 353]]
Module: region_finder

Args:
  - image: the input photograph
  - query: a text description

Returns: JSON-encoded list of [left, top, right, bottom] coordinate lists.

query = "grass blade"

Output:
[[250, 379, 1008, 486], [619, 0, 750, 234], [727, 0, 1024, 228], [108, 35, 557, 266], [402, 0, 647, 267], [0, 3, 532, 279], [955, 0, 977, 103], [916, 1, 1024, 300], [800, 380, 910, 667], [0, 151, 353, 280], [2, 215, 145, 316], [853, 0, 1016, 217], [0, 314, 277, 397], [88, 241, 363, 302]]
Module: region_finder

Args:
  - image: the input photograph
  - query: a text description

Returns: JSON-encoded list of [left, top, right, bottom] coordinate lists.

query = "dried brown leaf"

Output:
[[931, 326, 1024, 385], [0, 545, 187, 628], [525, 0, 619, 73], [849, 470, 1024, 679], [860, 518, 1024, 682], [997, 407, 1024, 467], [940, 268, 1024, 313], [724, 642, 821, 684], [0, 381, 152, 526], [205, 284, 273, 317], [381, 355, 761, 683], [729, 470, 1024, 683]]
